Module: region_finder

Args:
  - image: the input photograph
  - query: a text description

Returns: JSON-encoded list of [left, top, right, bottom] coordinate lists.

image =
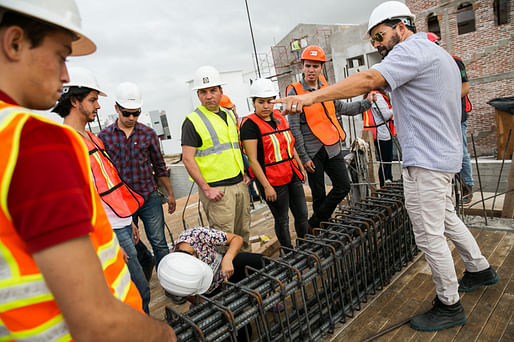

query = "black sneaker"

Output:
[[410, 297, 466, 331], [458, 267, 499, 292]]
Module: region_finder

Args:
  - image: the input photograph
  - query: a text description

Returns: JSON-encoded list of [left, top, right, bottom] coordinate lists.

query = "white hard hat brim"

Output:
[[0, 0, 96, 56], [192, 81, 226, 91]]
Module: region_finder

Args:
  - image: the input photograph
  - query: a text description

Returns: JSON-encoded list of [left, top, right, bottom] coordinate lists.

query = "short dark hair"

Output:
[[52, 87, 93, 118], [0, 10, 73, 49], [382, 18, 417, 33]]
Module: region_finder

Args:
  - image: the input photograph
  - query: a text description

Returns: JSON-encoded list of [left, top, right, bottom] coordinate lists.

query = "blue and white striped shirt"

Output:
[[373, 33, 463, 173]]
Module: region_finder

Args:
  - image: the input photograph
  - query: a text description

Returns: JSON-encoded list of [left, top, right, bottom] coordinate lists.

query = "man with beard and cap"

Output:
[[0, 0, 175, 340], [53, 67, 151, 314], [274, 0, 498, 333]]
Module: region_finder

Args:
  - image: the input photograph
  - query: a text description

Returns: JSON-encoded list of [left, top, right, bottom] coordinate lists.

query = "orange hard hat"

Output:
[[300, 45, 326, 62], [220, 95, 234, 109]]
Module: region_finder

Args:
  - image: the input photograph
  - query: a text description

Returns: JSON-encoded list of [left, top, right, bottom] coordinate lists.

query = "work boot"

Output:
[[458, 267, 499, 292], [410, 296, 466, 332], [462, 185, 473, 204]]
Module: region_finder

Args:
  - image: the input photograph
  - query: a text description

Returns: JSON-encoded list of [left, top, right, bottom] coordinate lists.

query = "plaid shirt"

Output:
[[98, 120, 169, 200]]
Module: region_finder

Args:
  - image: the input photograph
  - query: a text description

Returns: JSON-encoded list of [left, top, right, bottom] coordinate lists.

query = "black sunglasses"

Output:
[[370, 24, 397, 45], [119, 108, 141, 117]]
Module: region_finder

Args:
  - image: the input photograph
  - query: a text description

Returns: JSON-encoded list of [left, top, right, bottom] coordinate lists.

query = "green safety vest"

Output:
[[185, 106, 244, 184]]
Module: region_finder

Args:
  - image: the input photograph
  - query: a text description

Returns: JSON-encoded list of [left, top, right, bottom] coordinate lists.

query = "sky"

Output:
[[69, 0, 401, 126]]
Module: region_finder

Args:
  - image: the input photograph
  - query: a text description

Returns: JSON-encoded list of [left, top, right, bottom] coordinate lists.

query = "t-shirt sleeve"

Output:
[[7, 118, 94, 253], [453, 57, 468, 83], [240, 118, 261, 141], [181, 118, 202, 147], [372, 43, 424, 91]]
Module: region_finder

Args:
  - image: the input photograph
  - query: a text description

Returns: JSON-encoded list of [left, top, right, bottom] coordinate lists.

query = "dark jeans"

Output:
[[133, 191, 169, 269], [257, 175, 308, 248], [375, 139, 393, 186], [307, 148, 351, 228], [114, 225, 151, 313]]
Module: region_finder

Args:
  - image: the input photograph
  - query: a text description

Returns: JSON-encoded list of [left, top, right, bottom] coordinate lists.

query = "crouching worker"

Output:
[[158, 227, 263, 341]]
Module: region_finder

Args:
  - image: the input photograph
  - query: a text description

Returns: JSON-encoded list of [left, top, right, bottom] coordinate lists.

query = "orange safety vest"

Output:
[[362, 91, 396, 141], [246, 110, 304, 186], [82, 131, 144, 218], [0, 102, 142, 342], [286, 75, 346, 145]]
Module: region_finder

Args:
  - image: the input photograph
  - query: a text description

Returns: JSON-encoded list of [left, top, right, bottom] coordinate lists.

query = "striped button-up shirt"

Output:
[[373, 32, 462, 173], [98, 121, 169, 200]]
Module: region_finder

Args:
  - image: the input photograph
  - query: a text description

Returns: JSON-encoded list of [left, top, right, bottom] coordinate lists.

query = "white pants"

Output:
[[403, 167, 489, 305]]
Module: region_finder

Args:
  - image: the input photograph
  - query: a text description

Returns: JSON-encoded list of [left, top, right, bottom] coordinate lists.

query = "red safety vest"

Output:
[[247, 110, 304, 186], [0, 102, 143, 341], [286, 75, 346, 145], [82, 131, 144, 218], [362, 91, 396, 141]]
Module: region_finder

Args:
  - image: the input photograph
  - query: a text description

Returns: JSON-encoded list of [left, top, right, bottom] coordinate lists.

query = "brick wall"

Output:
[[406, 0, 514, 156]]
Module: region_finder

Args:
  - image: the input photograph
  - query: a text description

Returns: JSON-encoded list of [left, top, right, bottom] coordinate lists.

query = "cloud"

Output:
[[71, 0, 401, 122]]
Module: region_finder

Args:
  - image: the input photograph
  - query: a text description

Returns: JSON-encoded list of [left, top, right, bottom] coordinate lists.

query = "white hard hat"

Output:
[[115, 82, 143, 109], [366, 1, 415, 37], [158, 252, 214, 297], [0, 0, 95, 56], [192, 65, 225, 90], [249, 78, 278, 98], [64, 67, 106, 96]]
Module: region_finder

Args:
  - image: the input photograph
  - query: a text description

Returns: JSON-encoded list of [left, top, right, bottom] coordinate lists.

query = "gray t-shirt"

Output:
[[372, 32, 462, 173], [287, 79, 371, 164]]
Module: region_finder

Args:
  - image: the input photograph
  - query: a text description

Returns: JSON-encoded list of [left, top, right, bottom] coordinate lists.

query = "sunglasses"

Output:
[[119, 108, 141, 117], [370, 24, 397, 45]]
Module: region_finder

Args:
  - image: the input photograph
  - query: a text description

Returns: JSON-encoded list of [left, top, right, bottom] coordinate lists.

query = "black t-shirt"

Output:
[[181, 110, 242, 187], [453, 57, 469, 123], [240, 115, 278, 174]]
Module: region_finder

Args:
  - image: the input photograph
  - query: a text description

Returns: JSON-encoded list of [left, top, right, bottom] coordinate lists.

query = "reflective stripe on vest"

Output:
[[287, 75, 346, 145], [192, 108, 239, 157], [185, 106, 244, 184], [82, 132, 143, 218], [0, 103, 143, 341], [362, 91, 396, 140], [246, 111, 303, 186]]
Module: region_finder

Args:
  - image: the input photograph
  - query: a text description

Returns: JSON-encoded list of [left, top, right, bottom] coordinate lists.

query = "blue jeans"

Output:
[[257, 175, 308, 248], [133, 191, 169, 268], [307, 149, 351, 228], [114, 225, 150, 313], [461, 121, 474, 187]]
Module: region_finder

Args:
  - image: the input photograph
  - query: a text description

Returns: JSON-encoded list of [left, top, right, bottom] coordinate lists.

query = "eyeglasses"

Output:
[[119, 108, 141, 117], [370, 24, 397, 45]]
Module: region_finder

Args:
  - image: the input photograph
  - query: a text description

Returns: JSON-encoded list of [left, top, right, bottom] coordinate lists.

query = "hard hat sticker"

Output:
[[203, 77, 209, 84], [310, 51, 318, 56]]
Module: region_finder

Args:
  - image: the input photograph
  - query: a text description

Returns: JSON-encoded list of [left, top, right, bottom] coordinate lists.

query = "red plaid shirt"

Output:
[[98, 120, 169, 200]]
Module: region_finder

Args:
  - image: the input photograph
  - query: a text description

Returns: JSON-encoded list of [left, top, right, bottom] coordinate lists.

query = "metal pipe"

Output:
[[244, 0, 261, 78], [470, 134, 488, 226]]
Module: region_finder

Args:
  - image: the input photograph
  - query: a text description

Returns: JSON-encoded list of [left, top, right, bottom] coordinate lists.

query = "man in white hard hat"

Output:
[[274, 0, 498, 332], [53, 67, 151, 314], [181, 65, 251, 252], [99, 82, 176, 273], [0, 0, 176, 340]]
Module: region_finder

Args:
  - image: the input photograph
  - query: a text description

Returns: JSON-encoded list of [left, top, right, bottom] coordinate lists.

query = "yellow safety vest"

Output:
[[185, 106, 244, 184]]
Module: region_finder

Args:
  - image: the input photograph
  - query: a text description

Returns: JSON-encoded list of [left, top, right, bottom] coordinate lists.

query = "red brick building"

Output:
[[406, 0, 513, 156]]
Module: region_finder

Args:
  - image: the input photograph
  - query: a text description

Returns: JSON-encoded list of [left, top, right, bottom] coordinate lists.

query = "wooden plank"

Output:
[[499, 314, 514, 342], [452, 235, 514, 342], [502, 152, 514, 218], [479, 293, 514, 341]]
